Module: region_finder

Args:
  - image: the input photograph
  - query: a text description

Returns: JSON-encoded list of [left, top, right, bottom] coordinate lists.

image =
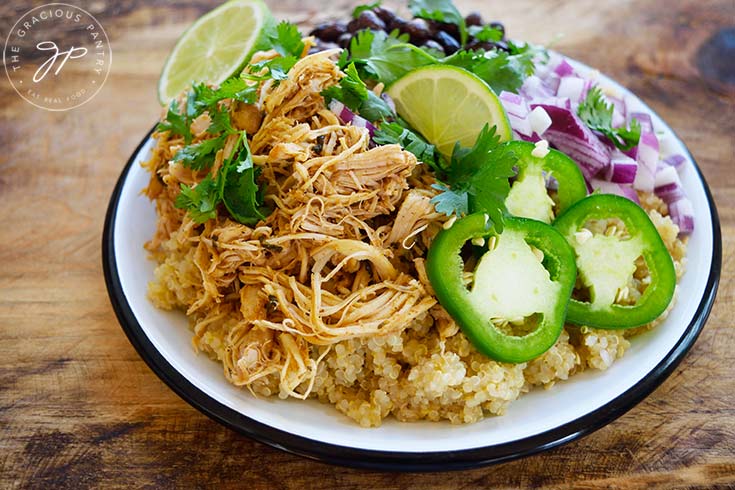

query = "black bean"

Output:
[[422, 39, 445, 54], [355, 10, 386, 31], [372, 6, 396, 25], [465, 12, 484, 27], [347, 18, 360, 33], [428, 20, 460, 41], [489, 22, 506, 40], [309, 21, 347, 42], [435, 30, 460, 54], [494, 40, 510, 52], [402, 18, 432, 44], [388, 16, 407, 33], [338, 32, 353, 48], [466, 40, 495, 52]]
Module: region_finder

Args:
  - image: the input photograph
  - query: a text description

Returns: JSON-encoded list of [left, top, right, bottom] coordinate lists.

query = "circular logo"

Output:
[[3, 3, 112, 111]]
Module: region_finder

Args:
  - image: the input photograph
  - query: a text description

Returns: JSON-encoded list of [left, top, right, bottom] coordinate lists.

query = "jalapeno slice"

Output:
[[426, 214, 577, 363], [553, 194, 677, 329]]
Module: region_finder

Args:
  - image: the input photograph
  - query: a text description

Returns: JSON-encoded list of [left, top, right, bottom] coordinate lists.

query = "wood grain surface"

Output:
[[1, 0, 733, 488]]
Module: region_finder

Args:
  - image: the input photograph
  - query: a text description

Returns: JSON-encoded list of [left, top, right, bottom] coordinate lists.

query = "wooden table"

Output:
[[1, 0, 733, 487]]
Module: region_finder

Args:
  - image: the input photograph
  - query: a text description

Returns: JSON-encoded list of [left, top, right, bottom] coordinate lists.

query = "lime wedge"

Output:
[[387, 65, 512, 157], [158, 0, 274, 104]]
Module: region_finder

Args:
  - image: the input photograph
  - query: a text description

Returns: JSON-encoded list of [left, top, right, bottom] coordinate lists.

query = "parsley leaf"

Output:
[[578, 86, 641, 151], [157, 100, 193, 144], [321, 63, 394, 121], [352, 1, 381, 19], [221, 135, 270, 226], [409, 0, 467, 45], [373, 120, 443, 172], [175, 174, 220, 223], [348, 29, 438, 85], [172, 136, 226, 171]]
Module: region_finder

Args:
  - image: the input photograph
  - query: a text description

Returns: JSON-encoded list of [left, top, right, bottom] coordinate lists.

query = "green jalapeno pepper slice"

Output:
[[502, 141, 588, 223], [553, 194, 676, 329], [426, 214, 577, 363]]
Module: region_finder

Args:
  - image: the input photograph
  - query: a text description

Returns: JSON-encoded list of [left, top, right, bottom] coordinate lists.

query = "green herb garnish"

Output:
[[578, 86, 641, 151]]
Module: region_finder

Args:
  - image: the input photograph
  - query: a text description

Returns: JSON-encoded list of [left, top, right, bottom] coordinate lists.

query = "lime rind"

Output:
[[158, 0, 274, 104]]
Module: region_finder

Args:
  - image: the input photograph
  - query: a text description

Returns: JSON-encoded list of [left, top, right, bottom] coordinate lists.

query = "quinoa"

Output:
[[149, 193, 686, 426]]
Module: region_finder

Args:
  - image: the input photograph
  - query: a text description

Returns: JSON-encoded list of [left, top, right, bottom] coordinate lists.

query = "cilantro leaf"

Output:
[[267, 21, 305, 58], [157, 100, 193, 144], [348, 30, 438, 85], [352, 1, 381, 19], [446, 124, 504, 183], [321, 63, 394, 121], [175, 174, 220, 223], [207, 104, 236, 135], [193, 78, 258, 108], [443, 48, 535, 94], [429, 124, 517, 230], [409, 0, 467, 45], [373, 120, 443, 172], [172, 136, 226, 171], [465, 143, 516, 231], [578, 86, 641, 151], [430, 183, 469, 216], [245, 56, 299, 82], [468, 25, 503, 42], [221, 134, 270, 226]]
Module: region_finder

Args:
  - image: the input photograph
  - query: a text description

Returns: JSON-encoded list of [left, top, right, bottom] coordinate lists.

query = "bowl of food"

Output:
[[103, 0, 721, 471]]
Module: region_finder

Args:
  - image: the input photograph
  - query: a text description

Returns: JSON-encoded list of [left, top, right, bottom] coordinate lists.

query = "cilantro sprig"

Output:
[[245, 21, 305, 82], [174, 132, 270, 225], [578, 87, 641, 151], [376, 118, 517, 229], [321, 63, 394, 121], [343, 29, 542, 93], [430, 125, 516, 229]]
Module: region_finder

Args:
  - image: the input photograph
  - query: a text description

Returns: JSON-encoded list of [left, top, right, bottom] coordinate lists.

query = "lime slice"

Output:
[[158, 0, 274, 104], [387, 65, 512, 157]]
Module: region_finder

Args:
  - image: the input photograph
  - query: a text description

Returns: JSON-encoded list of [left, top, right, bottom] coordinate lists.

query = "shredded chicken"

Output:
[[143, 49, 447, 399]]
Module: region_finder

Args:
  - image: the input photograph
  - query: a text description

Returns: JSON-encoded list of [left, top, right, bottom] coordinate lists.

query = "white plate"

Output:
[[103, 59, 721, 471]]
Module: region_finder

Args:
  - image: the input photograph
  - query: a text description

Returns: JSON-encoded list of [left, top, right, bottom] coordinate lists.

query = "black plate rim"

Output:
[[103, 117, 721, 472]]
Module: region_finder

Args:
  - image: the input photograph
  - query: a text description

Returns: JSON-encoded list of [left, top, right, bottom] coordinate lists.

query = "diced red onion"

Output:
[[380, 93, 396, 114], [531, 103, 611, 180], [556, 76, 589, 103], [329, 99, 376, 137], [633, 130, 659, 192], [508, 113, 533, 137], [553, 59, 576, 77], [663, 154, 686, 169], [532, 97, 572, 110], [589, 178, 640, 204], [668, 198, 694, 234], [500, 91, 530, 118], [528, 106, 552, 136], [629, 111, 654, 133], [654, 165, 686, 203], [521, 75, 555, 99], [606, 151, 638, 184]]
